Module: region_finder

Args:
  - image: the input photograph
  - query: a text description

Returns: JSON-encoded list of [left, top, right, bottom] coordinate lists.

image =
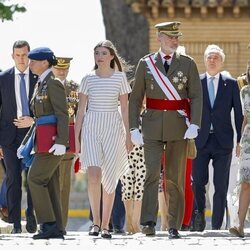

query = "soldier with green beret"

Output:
[[129, 21, 202, 238], [52, 56, 79, 235], [27, 47, 69, 239]]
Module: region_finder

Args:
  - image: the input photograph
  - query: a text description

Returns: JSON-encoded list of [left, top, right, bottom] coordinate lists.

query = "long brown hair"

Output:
[[93, 40, 133, 75]]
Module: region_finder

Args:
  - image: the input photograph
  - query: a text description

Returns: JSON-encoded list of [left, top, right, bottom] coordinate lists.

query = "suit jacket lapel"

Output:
[[201, 74, 212, 110], [28, 70, 38, 101]]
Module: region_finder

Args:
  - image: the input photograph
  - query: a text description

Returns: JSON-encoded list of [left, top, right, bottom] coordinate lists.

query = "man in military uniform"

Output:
[[27, 47, 69, 239], [52, 57, 78, 235], [129, 21, 202, 239]]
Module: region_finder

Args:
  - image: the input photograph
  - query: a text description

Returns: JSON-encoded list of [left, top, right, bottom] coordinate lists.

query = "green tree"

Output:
[[0, 0, 26, 21]]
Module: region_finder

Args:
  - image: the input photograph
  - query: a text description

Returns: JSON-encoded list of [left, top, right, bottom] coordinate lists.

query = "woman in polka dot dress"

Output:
[[121, 113, 146, 234]]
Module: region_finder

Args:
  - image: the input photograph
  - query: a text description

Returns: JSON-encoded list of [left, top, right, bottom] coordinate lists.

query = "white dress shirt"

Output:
[[14, 67, 30, 118]]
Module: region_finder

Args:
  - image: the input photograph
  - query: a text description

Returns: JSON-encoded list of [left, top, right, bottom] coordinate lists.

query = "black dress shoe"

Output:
[[180, 224, 190, 231], [25, 211, 37, 233], [33, 223, 64, 240], [168, 228, 181, 239], [142, 225, 155, 236], [194, 211, 206, 232], [113, 228, 125, 234], [11, 227, 22, 234]]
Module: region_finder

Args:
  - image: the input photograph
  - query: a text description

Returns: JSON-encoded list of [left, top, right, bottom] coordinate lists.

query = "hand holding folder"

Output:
[[35, 115, 75, 153]]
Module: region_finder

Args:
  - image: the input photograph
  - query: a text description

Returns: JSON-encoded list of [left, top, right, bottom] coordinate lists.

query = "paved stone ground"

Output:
[[0, 230, 249, 250]]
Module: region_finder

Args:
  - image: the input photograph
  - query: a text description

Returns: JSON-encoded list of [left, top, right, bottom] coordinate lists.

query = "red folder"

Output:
[[36, 123, 75, 153]]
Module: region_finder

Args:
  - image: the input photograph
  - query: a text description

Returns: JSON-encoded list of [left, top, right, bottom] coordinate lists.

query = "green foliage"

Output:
[[0, 0, 26, 21]]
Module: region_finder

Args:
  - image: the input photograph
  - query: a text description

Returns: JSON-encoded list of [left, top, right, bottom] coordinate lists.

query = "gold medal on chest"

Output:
[[68, 106, 75, 117]]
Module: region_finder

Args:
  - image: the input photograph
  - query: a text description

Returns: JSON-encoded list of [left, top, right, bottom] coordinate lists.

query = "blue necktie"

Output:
[[208, 76, 215, 131], [19, 73, 30, 116], [208, 76, 215, 108]]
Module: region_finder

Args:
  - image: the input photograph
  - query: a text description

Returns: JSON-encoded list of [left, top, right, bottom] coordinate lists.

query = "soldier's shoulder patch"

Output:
[[237, 74, 247, 81], [239, 72, 247, 77], [179, 53, 193, 60], [143, 52, 155, 59], [67, 80, 79, 90]]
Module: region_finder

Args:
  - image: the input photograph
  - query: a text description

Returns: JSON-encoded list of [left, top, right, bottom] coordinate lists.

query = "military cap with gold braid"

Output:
[[54, 57, 73, 69], [155, 21, 182, 37]]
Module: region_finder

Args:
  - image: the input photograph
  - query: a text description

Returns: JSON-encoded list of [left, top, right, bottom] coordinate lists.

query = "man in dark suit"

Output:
[[192, 44, 243, 231], [0, 40, 38, 233]]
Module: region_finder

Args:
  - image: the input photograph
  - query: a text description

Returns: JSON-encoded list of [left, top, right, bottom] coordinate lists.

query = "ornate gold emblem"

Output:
[[173, 76, 179, 83], [67, 87, 79, 117], [68, 106, 75, 117], [183, 76, 188, 84], [58, 58, 66, 64], [172, 23, 178, 30], [178, 83, 184, 90], [177, 71, 184, 77], [172, 71, 188, 90]]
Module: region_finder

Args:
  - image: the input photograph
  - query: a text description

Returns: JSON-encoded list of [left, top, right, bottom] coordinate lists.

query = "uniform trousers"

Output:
[[141, 138, 187, 229], [28, 153, 64, 231], [59, 154, 74, 230]]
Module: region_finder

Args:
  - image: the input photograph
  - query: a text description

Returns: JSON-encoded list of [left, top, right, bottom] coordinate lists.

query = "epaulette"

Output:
[[237, 75, 247, 90], [143, 52, 155, 59], [67, 80, 79, 91], [239, 72, 247, 77], [179, 53, 194, 60]]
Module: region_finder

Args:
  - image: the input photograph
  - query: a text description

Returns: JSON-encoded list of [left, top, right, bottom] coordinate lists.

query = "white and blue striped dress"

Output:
[[79, 71, 131, 194]]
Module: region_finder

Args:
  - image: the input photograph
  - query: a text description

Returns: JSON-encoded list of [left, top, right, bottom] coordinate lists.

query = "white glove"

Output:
[[17, 144, 25, 159], [130, 128, 144, 146], [48, 144, 66, 156], [184, 124, 199, 139]]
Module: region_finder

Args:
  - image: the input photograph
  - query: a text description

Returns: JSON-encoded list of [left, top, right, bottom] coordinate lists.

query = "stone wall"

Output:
[[149, 18, 250, 77]]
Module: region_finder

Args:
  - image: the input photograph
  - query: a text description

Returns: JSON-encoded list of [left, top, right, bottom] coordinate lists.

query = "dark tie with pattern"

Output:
[[19, 73, 30, 116], [164, 55, 171, 74]]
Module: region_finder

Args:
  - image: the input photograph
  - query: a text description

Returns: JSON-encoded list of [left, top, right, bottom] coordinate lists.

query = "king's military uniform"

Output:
[[129, 21, 202, 235]]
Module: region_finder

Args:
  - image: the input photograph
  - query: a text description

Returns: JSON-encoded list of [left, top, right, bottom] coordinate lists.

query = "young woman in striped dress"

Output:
[[75, 40, 133, 239]]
